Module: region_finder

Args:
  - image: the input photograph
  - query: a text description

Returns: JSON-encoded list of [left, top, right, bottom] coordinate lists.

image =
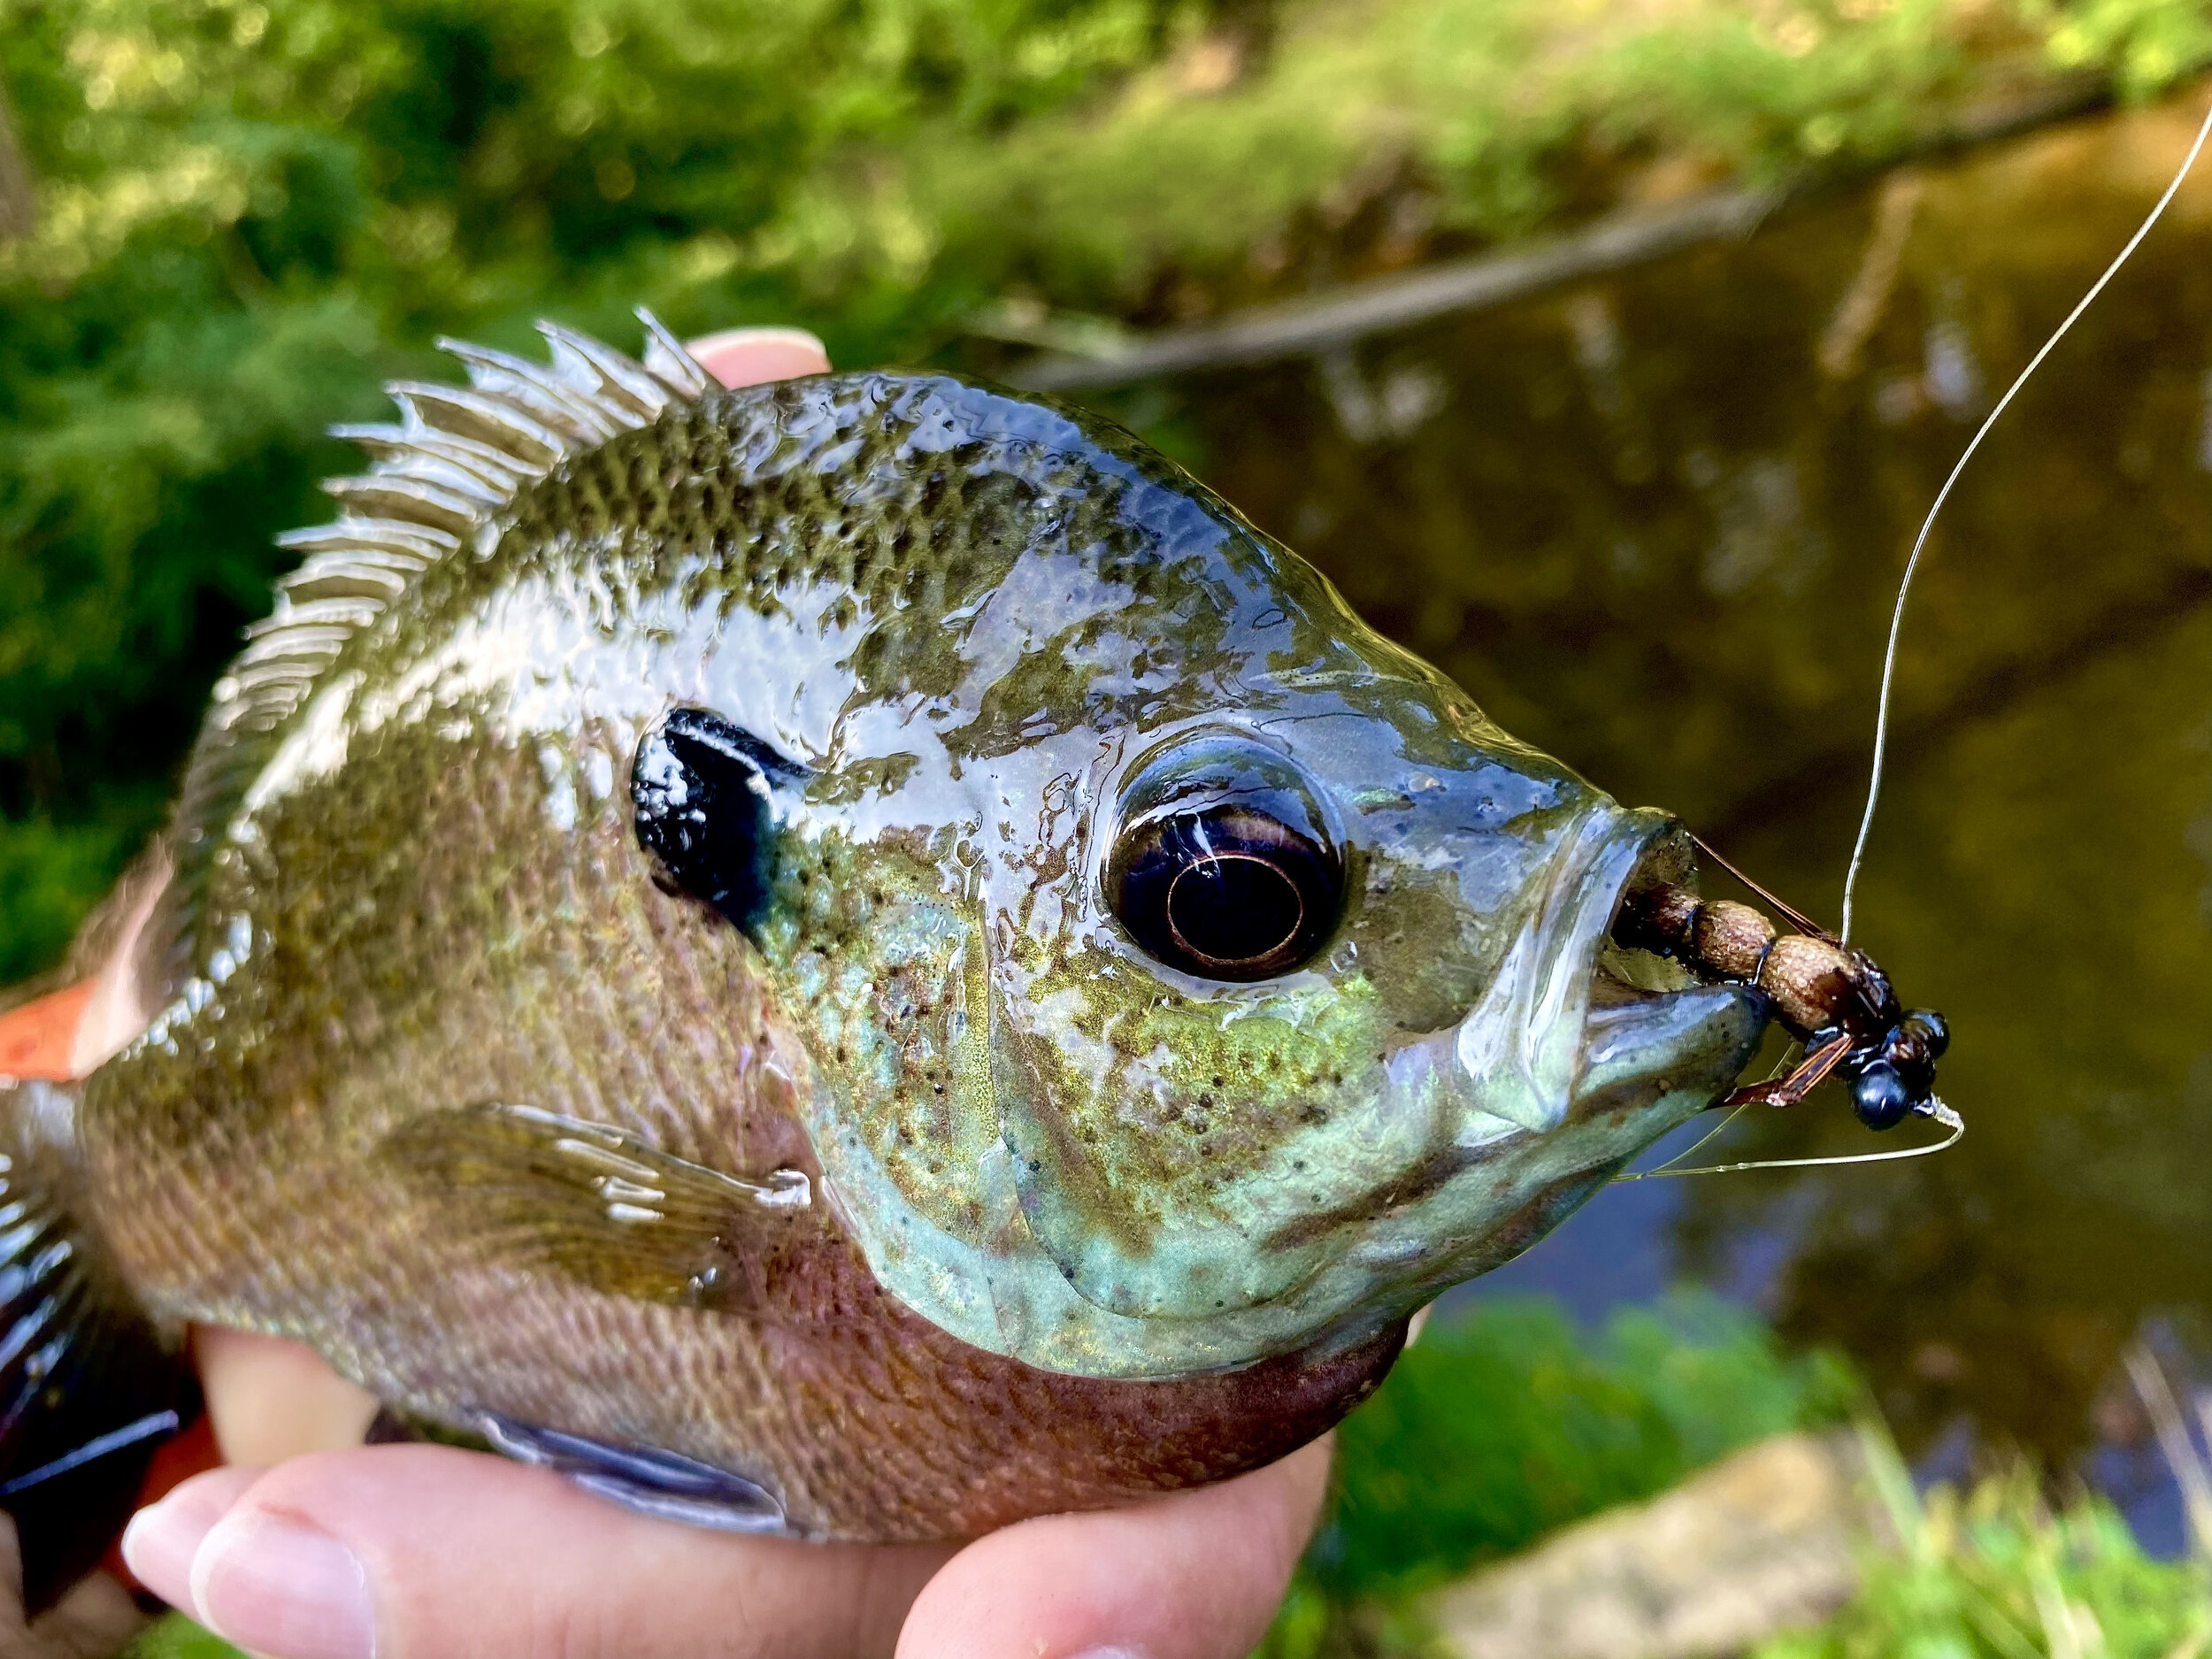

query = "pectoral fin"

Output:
[[382, 1103, 810, 1314]]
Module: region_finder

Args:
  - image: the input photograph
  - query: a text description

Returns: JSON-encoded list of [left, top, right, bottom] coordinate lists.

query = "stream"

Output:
[[1079, 97, 2212, 1549]]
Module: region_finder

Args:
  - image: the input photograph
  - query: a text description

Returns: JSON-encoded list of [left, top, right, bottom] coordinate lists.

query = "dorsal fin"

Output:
[[158, 312, 716, 987]]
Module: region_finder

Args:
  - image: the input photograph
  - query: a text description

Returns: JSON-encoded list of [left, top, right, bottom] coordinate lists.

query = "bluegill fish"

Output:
[[0, 315, 1769, 1611]]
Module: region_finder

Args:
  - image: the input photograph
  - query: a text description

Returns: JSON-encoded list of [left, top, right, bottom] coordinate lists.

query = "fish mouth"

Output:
[[1265, 810, 1767, 1308], [1265, 809, 1764, 1268], [1440, 804, 1764, 1140], [1578, 822, 1770, 1113]]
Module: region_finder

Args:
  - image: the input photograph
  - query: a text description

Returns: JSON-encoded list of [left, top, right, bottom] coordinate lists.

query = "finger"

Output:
[[195, 1327, 380, 1464], [896, 1436, 1334, 1659], [0, 1537, 149, 1659], [3, 1506, 160, 1659], [686, 326, 830, 389], [120, 1464, 264, 1606], [120, 1442, 949, 1659]]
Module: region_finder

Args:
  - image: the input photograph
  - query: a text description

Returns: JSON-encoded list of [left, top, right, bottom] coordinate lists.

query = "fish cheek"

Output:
[[864, 909, 1002, 1243], [765, 834, 1004, 1246], [991, 959, 1384, 1319], [1348, 862, 1497, 1035]]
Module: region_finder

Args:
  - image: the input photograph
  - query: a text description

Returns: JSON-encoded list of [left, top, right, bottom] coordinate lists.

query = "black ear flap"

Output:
[[632, 709, 788, 932]]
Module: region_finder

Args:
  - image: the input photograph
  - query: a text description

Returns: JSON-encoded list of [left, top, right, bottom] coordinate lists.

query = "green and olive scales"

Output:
[[0, 316, 1767, 1611]]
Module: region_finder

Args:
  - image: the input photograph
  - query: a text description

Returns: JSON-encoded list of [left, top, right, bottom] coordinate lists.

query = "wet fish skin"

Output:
[[42, 336, 1763, 1542]]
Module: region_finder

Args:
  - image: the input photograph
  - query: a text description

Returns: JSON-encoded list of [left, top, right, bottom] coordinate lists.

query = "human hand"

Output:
[[52, 325, 1334, 1659], [119, 1412, 1332, 1659]]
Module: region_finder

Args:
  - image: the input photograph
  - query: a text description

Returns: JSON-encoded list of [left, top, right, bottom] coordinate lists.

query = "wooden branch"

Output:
[[1007, 73, 2113, 393], [1011, 189, 1776, 391]]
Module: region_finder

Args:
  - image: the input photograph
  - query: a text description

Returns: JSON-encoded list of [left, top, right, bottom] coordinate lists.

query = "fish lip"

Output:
[[1448, 804, 1730, 1134], [1271, 811, 1762, 1256], [1573, 823, 1777, 1104]]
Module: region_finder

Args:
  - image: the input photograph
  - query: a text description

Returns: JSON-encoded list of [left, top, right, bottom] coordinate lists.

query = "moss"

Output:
[[1258, 1290, 1857, 1653], [1761, 1424, 2212, 1659]]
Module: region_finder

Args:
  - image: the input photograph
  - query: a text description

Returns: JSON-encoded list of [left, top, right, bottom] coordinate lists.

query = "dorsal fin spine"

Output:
[[326, 426, 525, 502], [636, 309, 715, 402], [276, 519, 459, 560], [385, 385, 569, 466], [157, 313, 711, 983], [538, 321, 672, 418], [436, 341, 621, 443], [320, 475, 481, 538]]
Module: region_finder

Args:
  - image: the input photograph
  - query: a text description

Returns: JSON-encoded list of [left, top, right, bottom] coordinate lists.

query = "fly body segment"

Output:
[[1610, 876, 1949, 1133], [1620, 92, 2212, 1179]]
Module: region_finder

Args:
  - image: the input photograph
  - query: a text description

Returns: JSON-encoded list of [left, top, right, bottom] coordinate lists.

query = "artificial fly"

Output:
[[1617, 90, 2212, 1181]]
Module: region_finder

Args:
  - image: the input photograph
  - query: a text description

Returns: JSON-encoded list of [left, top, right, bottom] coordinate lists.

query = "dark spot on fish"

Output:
[[631, 707, 792, 933]]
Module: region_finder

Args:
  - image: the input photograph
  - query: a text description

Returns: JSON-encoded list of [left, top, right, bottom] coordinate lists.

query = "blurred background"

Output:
[[11, 0, 2212, 1652]]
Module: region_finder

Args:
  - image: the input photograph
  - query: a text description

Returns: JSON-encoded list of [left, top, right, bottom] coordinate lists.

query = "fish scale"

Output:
[[0, 313, 1774, 1612]]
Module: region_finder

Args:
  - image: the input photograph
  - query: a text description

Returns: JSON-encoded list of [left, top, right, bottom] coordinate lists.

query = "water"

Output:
[[1087, 100, 2212, 1532]]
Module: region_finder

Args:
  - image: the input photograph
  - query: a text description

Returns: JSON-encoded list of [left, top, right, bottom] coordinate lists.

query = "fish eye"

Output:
[[1106, 743, 1343, 982], [631, 707, 784, 931]]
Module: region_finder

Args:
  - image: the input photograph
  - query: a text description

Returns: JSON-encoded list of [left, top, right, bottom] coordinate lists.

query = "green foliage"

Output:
[[1759, 1425, 2212, 1659], [0, 0, 2193, 976], [122, 1616, 242, 1659], [2036, 0, 2212, 99], [1259, 1291, 1856, 1656], [1262, 1305, 2212, 1659]]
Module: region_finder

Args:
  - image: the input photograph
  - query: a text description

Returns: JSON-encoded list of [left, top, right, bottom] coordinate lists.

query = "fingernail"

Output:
[[683, 326, 831, 388], [191, 1509, 376, 1659], [685, 325, 826, 357], [121, 1485, 235, 1609]]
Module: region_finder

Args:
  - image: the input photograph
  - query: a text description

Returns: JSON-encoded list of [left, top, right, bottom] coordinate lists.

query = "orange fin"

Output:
[[0, 980, 94, 1082]]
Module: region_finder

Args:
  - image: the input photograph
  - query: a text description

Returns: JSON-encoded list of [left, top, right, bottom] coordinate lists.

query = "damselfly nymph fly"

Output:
[[1613, 92, 2212, 1181]]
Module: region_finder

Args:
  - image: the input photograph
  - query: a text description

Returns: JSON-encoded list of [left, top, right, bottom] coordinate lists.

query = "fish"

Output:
[[0, 313, 1768, 1612]]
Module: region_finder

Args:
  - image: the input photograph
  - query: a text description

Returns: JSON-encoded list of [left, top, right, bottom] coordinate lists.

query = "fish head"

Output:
[[710, 378, 1767, 1378]]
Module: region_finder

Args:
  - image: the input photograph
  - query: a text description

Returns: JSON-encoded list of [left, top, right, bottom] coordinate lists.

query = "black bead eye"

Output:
[[1105, 742, 1343, 982], [632, 709, 787, 931], [1851, 1059, 1915, 1131]]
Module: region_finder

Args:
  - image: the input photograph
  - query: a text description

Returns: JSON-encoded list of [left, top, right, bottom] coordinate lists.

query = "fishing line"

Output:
[[1839, 93, 2212, 943], [1608, 1041, 1800, 1183], [1611, 1101, 1754, 1182], [1619, 103, 2204, 1182], [1615, 1099, 1963, 1181]]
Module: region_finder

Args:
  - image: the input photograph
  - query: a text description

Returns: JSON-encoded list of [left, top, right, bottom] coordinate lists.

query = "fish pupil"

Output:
[[1109, 803, 1340, 982], [631, 708, 781, 932], [1167, 855, 1303, 967]]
